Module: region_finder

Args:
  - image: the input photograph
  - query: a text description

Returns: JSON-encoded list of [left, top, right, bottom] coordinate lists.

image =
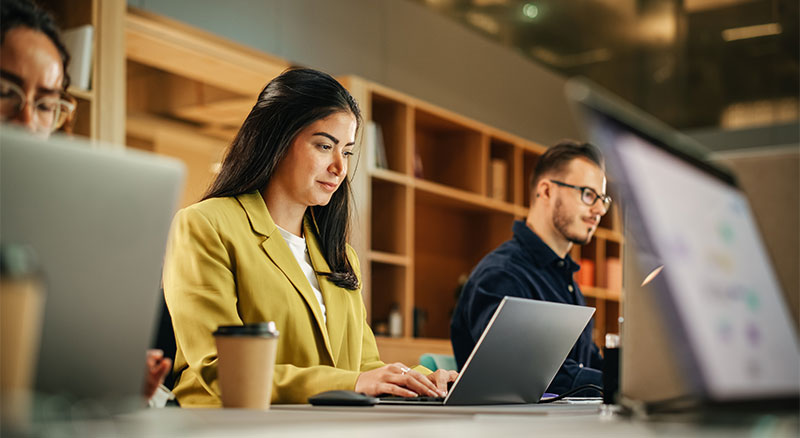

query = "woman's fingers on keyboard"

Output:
[[427, 369, 456, 394], [379, 382, 417, 398], [400, 370, 443, 397]]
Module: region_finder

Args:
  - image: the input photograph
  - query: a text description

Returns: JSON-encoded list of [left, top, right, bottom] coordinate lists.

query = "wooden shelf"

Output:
[[415, 179, 519, 216], [594, 227, 624, 243], [345, 76, 626, 361], [40, 0, 125, 143], [67, 86, 94, 101], [369, 251, 410, 266], [371, 168, 411, 186]]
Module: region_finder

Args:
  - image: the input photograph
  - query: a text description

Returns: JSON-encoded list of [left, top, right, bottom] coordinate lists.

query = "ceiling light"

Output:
[[722, 23, 782, 42], [522, 3, 539, 19]]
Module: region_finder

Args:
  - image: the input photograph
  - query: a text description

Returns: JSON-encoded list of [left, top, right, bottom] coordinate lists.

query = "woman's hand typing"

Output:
[[355, 362, 451, 398]]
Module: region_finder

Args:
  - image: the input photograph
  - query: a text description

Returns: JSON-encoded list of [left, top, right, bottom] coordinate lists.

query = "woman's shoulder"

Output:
[[176, 196, 245, 226]]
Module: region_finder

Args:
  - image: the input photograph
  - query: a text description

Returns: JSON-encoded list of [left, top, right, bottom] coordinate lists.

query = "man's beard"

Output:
[[553, 198, 593, 245]]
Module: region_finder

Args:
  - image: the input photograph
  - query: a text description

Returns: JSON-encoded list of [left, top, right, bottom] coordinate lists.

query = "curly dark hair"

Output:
[[1, 0, 71, 90]]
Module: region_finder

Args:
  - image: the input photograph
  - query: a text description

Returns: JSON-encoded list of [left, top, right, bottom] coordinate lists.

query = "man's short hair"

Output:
[[530, 139, 604, 196]]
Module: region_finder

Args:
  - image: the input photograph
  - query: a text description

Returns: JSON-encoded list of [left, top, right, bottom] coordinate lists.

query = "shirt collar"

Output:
[[512, 220, 580, 272]]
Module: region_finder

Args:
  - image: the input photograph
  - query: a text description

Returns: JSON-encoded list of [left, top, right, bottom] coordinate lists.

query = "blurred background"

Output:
[[126, 0, 798, 151]]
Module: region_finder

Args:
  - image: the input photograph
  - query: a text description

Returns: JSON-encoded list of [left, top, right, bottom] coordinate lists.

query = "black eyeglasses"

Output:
[[549, 180, 612, 211]]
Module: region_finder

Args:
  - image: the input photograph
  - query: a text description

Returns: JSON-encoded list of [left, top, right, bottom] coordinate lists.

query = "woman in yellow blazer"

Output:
[[163, 68, 457, 406]]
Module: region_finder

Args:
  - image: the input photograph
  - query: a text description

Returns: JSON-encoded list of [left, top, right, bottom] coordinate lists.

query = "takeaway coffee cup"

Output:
[[213, 322, 279, 409], [0, 244, 45, 428]]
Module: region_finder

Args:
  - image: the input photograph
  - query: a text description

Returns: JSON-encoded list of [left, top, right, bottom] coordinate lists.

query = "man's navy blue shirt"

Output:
[[450, 220, 603, 395]]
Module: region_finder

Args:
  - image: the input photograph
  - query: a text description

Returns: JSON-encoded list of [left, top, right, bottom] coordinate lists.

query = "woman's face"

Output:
[[270, 111, 357, 208], [0, 26, 64, 136]]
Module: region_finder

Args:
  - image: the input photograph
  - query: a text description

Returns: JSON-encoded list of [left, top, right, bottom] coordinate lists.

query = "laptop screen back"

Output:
[[1, 128, 185, 406], [567, 80, 800, 402]]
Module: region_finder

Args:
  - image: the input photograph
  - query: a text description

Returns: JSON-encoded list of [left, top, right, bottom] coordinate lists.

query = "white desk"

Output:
[[30, 404, 799, 438]]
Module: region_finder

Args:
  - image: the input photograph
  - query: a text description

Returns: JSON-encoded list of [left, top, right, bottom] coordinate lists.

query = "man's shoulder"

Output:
[[474, 239, 530, 273], [467, 244, 529, 287]]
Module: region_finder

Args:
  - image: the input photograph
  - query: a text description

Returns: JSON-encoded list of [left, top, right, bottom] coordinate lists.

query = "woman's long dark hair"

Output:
[[204, 68, 362, 290]]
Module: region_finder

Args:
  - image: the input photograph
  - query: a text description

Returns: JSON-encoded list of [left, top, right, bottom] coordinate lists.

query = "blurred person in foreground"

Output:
[[0, 0, 170, 404]]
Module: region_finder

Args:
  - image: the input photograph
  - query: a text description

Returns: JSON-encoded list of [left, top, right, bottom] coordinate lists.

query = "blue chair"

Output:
[[419, 353, 457, 372]]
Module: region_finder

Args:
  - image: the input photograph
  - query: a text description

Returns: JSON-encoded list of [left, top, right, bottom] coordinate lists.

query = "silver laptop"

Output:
[[565, 78, 800, 407], [381, 297, 595, 405], [0, 128, 184, 410]]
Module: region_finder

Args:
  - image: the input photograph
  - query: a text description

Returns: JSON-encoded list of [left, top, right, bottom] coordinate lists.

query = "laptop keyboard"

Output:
[[379, 395, 445, 403]]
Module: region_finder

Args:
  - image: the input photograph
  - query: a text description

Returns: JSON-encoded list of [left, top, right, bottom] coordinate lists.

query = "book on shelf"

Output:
[[62, 24, 94, 92], [365, 121, 388, 170], [606, 257, 622, 292], [577, 258, 595, 287], [489, 158, 507, 201]]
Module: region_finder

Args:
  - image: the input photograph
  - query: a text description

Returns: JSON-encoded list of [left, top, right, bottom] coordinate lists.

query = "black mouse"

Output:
[[308, 390, 378, 406]]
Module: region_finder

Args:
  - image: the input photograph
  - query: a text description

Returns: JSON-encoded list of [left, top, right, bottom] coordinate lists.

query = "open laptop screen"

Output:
[[569, 82, 800, 402]]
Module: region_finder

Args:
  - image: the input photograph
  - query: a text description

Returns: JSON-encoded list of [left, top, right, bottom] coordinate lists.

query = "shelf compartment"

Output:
[[584, 296, 606, 347], [604, 240, 622, 294], [413, 108, 484, 194], [522, 150, 541, 208], [605, 300, 621, 336], [413, 196, 515, 339], [369, 262, 409, 337], [371, 92, 410, 174], [71, 97, 92, 138], [599, 201, 620, 232], [487, 138, 515, 204], [40, 0, 93, 29], [371, 179, 409, 255]]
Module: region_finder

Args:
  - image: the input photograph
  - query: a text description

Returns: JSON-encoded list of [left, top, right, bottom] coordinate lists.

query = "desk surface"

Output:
[[29, 404, 800, 437]]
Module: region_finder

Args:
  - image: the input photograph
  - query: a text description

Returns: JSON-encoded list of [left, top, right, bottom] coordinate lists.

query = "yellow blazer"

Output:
[[164, 191, 395, 406]]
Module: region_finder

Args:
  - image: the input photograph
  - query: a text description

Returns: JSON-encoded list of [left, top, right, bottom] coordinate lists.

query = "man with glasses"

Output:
[[0, 0, 74, 136], [451, 140, 610, 397], [0, 0, 171, 403]]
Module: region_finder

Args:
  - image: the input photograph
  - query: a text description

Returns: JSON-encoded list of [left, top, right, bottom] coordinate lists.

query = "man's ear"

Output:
[[536, 179, 551, 201]]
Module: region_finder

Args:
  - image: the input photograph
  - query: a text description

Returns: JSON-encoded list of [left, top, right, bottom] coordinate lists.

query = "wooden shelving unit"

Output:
[[122, 8, 290, 209], [343, 78, 624, 362], [40, 0, 125, 144]]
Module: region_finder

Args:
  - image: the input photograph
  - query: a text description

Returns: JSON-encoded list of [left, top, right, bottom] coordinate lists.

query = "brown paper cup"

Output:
[[0, 277, 45, 427], [214, 323, 279, 409]]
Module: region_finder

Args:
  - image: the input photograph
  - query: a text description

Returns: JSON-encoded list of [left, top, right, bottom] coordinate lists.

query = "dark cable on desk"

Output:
[[539, 384, 604, 403]]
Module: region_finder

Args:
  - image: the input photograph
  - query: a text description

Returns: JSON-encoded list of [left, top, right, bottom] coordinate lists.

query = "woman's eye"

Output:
[[343, 151, 354, 157], [36, 101, 57, 112], [317, 144, 332, 151]]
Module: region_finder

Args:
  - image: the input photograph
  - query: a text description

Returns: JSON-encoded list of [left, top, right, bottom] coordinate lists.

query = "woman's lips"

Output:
[[318, 181, 338, 191]]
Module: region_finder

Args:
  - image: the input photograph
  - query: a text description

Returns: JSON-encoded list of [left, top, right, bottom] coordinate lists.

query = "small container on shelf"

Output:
[[388, 303, 402, 338]]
